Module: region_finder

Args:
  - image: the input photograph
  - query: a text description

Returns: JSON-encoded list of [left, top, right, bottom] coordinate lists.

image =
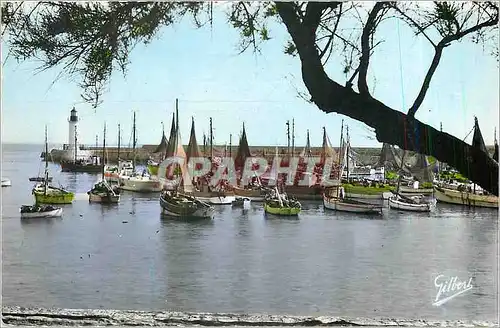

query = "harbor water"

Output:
[[1, 144, 498, 321]]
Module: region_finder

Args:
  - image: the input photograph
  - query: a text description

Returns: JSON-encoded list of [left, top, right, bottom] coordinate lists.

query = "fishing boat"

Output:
[[263, 187, 301, 216], [33, 127, 75, 204], [324, 187, 383, 214], [20, 204, 63, 218], [1, 178, 11, 187], [29, 176, 53, 182], [184, 116, 236, 204], [103, 124, 124, 183], [432, 118, 499, 209], [159, 190, 215, 219], [434, 186, 498, 208], [88, 124, 121, 203], [387, 149, 434, 212], [232, 197, 251, 209], [388, 194, 432, 212], [119, 112, 162, 193], [61, 157, 103, 173], [323, 124, 383, 214]]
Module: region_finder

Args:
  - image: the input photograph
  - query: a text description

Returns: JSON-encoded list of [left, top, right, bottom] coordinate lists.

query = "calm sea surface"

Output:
[[1, 144, 498, 321]]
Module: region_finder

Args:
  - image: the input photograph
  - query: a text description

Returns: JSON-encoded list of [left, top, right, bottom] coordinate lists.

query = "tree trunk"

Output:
[[275, 3, 498, 196], [302, 64, 498, 196]]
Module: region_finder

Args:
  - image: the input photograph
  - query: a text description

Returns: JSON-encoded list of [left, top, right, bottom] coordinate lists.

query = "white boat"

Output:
[[119, 173, 162, 192], [20, 204, 63, 218], [118, 113, 162, 193], [388, 194, 432, 212], [1, 178, 11, 187]]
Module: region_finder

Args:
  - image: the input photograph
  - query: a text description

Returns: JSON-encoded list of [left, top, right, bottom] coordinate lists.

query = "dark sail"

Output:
[[494, 139, 498, 162], [165, 112, 177, 158], [472, 117, 488, 155], [410, 153, 434, 182], [376, 143, 402, 170], [186, 117, 201, 161], [153, 134, 168, 155], [321, 127, 335, 163], [235, 123, 251, 169]]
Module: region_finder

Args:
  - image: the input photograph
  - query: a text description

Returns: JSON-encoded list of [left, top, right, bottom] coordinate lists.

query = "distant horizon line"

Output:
[[1, 142, 496, 149]]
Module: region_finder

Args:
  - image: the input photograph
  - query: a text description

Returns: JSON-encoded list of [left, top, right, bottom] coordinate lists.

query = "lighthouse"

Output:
[[68, 107, 78, 160]]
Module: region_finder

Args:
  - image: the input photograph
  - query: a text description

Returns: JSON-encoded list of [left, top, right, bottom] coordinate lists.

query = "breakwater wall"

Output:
[[2, 306, 497, 327], [46, 145, 384, 164]]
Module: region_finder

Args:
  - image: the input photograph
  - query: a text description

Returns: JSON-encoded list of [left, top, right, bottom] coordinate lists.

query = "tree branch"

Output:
[[407, 44, 444, 117], [358, 2, 386, 97], [408, 8, 498, 117], [390, 4, 437, 47]]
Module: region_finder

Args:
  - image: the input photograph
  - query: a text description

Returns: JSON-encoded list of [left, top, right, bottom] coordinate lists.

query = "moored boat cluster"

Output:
[[19, 110, 499, 219]]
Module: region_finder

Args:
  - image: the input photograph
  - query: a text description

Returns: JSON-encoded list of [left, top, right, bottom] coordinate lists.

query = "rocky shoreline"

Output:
[[2, 306, 497, 327]]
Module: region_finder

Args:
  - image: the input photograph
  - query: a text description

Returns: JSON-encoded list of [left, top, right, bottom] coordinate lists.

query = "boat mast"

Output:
[[229, 134, 232, 158], [162, 121, 166, 160], [102, 123, 106, 181], [286, 120, 290, 157], [117, 123, 121, 163], [337, 121, 344, 198], [209, 117, 213, 160], [44, 125, 49, 195], [132, 112, 136, 172], [346, 126, 350, 183], [292, 118, 295, 156]]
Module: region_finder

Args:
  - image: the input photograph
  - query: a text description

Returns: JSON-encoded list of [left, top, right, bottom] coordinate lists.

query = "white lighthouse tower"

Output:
[[68, 107, 78, 160]]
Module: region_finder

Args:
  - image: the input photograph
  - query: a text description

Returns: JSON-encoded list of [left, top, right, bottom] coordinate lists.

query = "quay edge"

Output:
[[2, 306, 498, 327]]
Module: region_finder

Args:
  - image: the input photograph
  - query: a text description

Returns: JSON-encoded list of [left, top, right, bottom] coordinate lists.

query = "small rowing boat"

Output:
[[20, 204, 63, 218]]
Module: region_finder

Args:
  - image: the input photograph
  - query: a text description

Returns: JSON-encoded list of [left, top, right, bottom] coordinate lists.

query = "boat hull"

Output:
[[1, 179, 11, 187], [33, 185, 74, 204], [88, 193, 120, 203], [61, 161, 103, 173], [119, 177, 162, 192], [20, 208, 63, 218], [399, 186, 434, 195], [388, 197, 431, 212], [345, 192, 393, 200], [159, 193, 214, 219], [29, 177, 53, 182], [263, 203, 301, 216], [323, 196, 382, 214], [434, 187, 498, 208]]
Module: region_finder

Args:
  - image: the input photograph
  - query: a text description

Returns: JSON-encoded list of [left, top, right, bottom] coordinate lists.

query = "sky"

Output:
[[1, 2, 499, 148]]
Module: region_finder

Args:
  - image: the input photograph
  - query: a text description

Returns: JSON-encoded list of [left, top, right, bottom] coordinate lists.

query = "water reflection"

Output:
[[20, 217, 62, 227]]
